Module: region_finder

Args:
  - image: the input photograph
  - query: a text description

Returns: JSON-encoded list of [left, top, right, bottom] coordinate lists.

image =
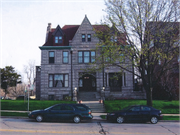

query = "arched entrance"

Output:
[[79, 73, 96, 91]]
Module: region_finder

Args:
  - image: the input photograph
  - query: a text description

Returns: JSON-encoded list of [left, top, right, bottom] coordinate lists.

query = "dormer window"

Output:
[[55, 36, 62, 44]]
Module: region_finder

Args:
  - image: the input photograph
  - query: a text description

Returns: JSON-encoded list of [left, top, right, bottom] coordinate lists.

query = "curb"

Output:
[[0, 116, 179, 122]]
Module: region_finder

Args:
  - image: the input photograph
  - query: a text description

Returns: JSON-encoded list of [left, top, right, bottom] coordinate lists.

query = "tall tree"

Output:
[[91, 0, 180, 106], [8, 83, 26, 97], [1, 66, 21, 98], [24, 60, 36, 85]]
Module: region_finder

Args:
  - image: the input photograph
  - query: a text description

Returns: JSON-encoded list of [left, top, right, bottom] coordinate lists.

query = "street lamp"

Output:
[[70, 48, 73, 101]]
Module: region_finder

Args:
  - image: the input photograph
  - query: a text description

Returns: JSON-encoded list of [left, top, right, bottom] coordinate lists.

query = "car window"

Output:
[[75, 106, 87, 111], [61, 105, 74, 111], [141, 106, 151, 111], [51, 105, 61, 110], [130, 106, 140, 111]]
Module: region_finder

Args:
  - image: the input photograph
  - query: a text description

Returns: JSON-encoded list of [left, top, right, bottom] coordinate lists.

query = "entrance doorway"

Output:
[[79, 74, 96, 91]]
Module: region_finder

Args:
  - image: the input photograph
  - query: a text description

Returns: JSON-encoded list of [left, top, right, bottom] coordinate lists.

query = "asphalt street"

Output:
[[0, 117, 179, 135]]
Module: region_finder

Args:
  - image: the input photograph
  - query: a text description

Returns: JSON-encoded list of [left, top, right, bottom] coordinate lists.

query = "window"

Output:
[[91, 51, 95, 62], [124, 72, 126, 86], [63, 51, 69, 63], [49, 74, 68, 88], [61, 105, 74, 111], [78, 51, 96, 63], [82, 34, 86, 42], [105, 55, 111, 62], [141, 106, 151, 111], [49, 75, 53, 87], [109, 73, 122, 91], [49, 51, 55, 64], [149, 40, 154, 48], [48, 95, 54, 100], [79, 79, 83, 87], [87, 34, 91, 42], [145, 70, 147, 75], [158, 55, 161, 65], [120, 54, 125, 62], [51, 105, 61, 110], [111, 36, 117, 42], [84, 51, 90, 63], [55, 36, 63, 44], [130, 106, 140, 111], [75, 105, 87, 111], [78, 52, 83, 63]]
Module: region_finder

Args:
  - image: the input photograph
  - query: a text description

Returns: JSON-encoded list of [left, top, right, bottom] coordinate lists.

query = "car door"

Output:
[[140, 106, 151, 121], [59, 105, 75, 120], [126, 106, 141, 121], [46, 105, 62, 121]]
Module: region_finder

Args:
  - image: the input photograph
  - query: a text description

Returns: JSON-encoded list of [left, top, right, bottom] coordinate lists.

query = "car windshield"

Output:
[[44, 106, 54, 111]]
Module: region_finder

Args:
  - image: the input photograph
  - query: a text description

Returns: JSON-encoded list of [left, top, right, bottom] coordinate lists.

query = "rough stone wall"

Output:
[[40, 49, 72, 100]]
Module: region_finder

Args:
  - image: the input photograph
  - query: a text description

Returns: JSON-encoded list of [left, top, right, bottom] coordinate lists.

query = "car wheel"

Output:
[[117, 116, 124, 123], [36, 115, 43, 122], [150, 116, 158, 124], [73, 116, 81, 123]]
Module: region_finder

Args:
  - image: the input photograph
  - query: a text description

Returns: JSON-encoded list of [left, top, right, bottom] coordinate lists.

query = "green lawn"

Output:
[[1, 100, 76, 111], [1, 112, 28, 117], [104, 100, 179, 114]]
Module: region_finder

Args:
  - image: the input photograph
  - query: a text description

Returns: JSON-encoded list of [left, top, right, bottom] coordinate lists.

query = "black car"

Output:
[[107, 105, 163, 124], [28, 104, 93, 123]]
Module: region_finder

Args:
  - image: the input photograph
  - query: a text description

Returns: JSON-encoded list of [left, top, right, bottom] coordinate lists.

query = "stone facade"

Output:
[[36, 15, 146, 100]]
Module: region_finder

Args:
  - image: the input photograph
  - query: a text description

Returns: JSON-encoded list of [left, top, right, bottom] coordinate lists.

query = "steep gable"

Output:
[[71, 15, 98, 43], [52, 25, 64, 36]]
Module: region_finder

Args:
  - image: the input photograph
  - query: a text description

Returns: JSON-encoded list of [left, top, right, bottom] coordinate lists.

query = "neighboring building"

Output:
[[144, 22, 179, 100], [36, 15, 146, 100]]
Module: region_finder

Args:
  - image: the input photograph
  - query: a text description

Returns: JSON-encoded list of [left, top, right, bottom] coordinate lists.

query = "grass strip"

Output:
[[1, 100, 76, 111], [1, 112, 28, 117], [163, 116, 179, 120]]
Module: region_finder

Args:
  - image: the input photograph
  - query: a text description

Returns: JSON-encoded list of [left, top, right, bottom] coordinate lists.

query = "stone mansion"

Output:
[[35, 15, 146, 100]]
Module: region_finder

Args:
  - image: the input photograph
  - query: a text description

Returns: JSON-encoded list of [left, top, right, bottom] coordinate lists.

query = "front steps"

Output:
[[77, 92, 105, 113], [82, 101, 106, 113], [78, 92, 101, 101]]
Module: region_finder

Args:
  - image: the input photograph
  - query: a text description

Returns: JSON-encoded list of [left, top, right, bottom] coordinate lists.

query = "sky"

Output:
[[0, 0, 106, 81]]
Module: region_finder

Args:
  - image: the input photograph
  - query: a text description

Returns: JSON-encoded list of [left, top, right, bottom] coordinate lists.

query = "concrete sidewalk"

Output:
[[1, 110, 180, 116]]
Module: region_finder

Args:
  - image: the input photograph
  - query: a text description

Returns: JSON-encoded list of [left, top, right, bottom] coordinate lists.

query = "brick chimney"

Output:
[[45, 23, 51, 42]]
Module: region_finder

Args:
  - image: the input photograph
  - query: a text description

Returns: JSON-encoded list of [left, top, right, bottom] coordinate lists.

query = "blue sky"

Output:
[[0, 0, 106, 80]]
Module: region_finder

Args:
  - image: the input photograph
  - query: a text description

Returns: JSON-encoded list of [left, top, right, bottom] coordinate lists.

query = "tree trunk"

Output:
[[4, 89, 7, 99], [146, 87, 153, 106]]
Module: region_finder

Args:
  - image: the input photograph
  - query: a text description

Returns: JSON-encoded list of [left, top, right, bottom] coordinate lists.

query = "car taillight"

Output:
[[89, 111, 91, 114]]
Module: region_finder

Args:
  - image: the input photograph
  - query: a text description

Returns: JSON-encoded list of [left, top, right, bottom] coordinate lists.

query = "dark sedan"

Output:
[[107, 105, 163, 124], [28, 104, 93, 123]]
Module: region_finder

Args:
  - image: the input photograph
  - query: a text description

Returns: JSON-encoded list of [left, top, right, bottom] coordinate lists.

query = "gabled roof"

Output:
[[52, 25, 64, 36], [62, 25, 79, 45], [43, 23, 127, 46]]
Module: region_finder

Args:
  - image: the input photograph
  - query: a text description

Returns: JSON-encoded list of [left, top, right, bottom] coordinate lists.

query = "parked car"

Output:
[[16, 96, 26, 100], [1, 96, 12, 100], [28, 104, 93, 123], [107, 105, 163, 124]]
